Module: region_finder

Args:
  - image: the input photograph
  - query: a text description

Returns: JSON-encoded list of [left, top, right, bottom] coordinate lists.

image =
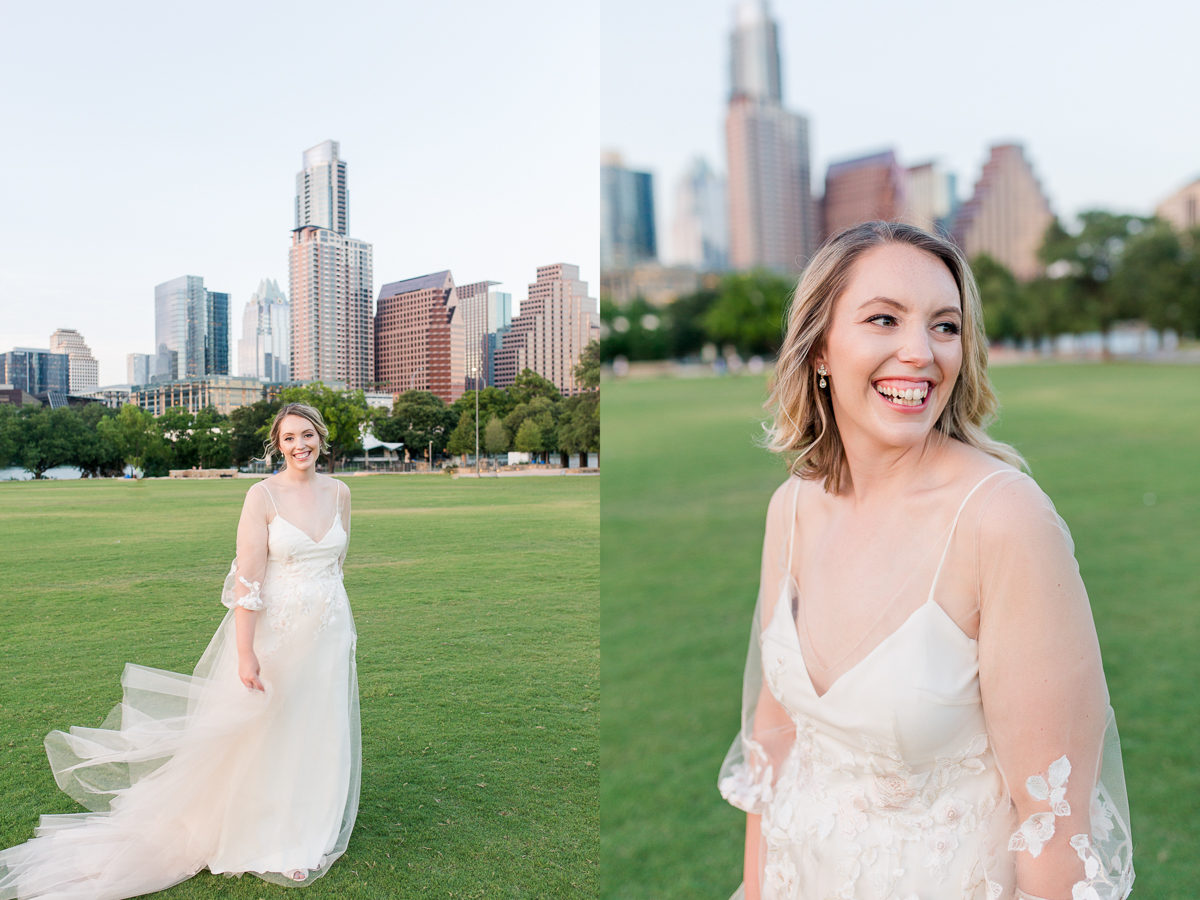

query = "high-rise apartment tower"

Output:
[[493, 264, 599, 395], [821, 150, 908, 240], [288, 141, 374, 389], [456, 280, 512, 390], [725, 0, 816, 273], [672, 158, 729, 270], [48, 328, 99, 393]]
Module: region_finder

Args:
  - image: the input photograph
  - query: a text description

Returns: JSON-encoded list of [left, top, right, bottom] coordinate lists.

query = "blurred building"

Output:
[[154, 275, 229, 380], [1156, 178, 1200, 232], [671, 157, 728, 270], [238, 278, 291, 382], [132, 376, 266, 416], [456, 280, 512, 389], [0, 348, 69, 395], [82, 384, 133, 409], [48, 328, 98, 393], [494, 264, 599, 395], [127, 353, 152, 386], [953, 144, 1053, 281], [288, 140, 374, 389], [821, 150, 908, 239], [601, 152, 657, 269], [373, 271, 465, 404], [904, 162, 958, 235], [725, 0, 816, 274], [600, 265, 702, 307]]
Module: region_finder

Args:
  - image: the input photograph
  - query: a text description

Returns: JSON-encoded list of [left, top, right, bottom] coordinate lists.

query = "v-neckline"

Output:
[[270, 511, 342, 546], [768, 582, 971, 701]]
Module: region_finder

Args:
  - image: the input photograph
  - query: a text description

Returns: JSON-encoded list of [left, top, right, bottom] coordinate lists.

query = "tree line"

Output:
[[600, 213, 1200, 362], [0, 343, 600, 479]]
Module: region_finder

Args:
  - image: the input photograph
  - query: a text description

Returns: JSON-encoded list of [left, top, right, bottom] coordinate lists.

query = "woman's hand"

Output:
[[239, 651, 265, 692]]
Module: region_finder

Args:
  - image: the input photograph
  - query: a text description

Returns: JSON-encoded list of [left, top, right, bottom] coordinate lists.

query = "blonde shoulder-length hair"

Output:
[[264, 402, 331, 465], [764, 220, 1026, 493]]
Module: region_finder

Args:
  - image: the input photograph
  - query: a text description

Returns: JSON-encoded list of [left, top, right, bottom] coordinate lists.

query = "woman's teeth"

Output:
[[875, 384, 929, 407]]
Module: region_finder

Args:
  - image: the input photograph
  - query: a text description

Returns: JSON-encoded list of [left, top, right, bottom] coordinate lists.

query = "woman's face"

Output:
[[816, 242, 963, 457], [278, 415, 321, 472]]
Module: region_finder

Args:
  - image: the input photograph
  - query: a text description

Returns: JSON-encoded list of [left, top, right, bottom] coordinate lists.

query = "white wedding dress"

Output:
[[0, 478, 361, 899], [720, 469, 1134, 900]]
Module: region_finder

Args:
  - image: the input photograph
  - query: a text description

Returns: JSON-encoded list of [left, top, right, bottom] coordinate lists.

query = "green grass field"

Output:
[[0, 474, 598, 899], [601, 364, 1200, 900]]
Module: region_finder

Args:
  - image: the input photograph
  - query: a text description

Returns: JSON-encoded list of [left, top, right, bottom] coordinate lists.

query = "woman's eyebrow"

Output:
[[857, 296, 908, 312]]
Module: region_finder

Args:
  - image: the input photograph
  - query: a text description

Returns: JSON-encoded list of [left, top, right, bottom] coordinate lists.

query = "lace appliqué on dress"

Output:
[[1008, 755, 1134, 900], [220, 562, 265, 611]]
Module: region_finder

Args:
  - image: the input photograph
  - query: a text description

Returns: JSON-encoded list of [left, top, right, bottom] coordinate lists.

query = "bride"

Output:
[[719, 223, 1133, 900], [0, 402, 361, 898]]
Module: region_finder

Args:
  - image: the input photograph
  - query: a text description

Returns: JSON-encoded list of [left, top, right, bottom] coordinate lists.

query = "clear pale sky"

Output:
[[602, 0, 1200, 263], [0, 0, 599, 386]]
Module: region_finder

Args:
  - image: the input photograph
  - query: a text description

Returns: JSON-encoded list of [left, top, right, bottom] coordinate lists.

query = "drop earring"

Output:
[[817, 364, 828, 389]]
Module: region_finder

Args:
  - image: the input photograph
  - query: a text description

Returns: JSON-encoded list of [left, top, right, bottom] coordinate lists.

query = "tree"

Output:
[[599, 296, 671, 362], [73, 403, 125, 477], [508, 369, 561, 405], [483, 415, 509, 455], [229, 399, 281, 466], [0, 402, 18, 467], [191, 406, 233, 469], [97, 403, 165, 477], [157, 406, 198, 470], [702, 270, 794, 356], [971, 255, 1023, 342], [504, 396, 557, 462], [558, 392, 599, 461], [450, 386, 516, 425], [14, 406, 89, 479], [376, 390, 456, 460], [278, 384, 369, 471], [446, 409, 477, 459], [513, 418, 543, 454], [574, 339, 600, 390]]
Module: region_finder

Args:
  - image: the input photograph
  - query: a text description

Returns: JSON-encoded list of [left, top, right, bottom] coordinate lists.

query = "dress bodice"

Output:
[[265, 513, 347, 573], [720, 471, 1134, 900]]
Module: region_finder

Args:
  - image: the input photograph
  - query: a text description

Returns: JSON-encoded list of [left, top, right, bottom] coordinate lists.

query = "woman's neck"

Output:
[[837, 430, 951, 506], [275, 466, 319, 488]]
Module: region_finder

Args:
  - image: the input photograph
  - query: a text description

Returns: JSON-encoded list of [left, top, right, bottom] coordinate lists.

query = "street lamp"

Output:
[[472, 367, 480, 478]]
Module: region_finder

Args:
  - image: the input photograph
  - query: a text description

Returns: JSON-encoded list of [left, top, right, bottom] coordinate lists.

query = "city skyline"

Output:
[[0, 2, 598, 385], [602, 0, 1200, 265]]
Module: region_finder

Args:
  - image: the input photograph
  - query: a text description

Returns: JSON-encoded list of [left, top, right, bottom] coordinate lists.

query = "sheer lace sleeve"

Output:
[[719, 479, 798, 815], [220, 482, 271, 611], [977, 475, 1134, 900]]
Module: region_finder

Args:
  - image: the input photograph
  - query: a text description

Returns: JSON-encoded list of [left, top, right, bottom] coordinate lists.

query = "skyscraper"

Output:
[[0, 349, 69, 395], [238, 278, 291, 382], [1156, 178, 1200, 232], [671, 157, 729, 270], [48, 328, 99, 393], [601, 152, 658, 270], [373, 271, 465, 403], [127, 353, 152, 386], [296, 140, 348, 235], [288, 141, 374, 389], [904, 162, 958, 236], [821, 150, 908, 239], [154, 275, 230, 380], [725, 0, 816, 274], [493, 264, 599, 395], [456, 280, 512, 389], [953, 144, 1053, 281]]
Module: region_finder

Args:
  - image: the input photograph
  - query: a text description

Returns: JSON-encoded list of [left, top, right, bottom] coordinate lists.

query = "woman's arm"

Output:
[[228, 483, 271, 692], [977, 476, 1109, 899]]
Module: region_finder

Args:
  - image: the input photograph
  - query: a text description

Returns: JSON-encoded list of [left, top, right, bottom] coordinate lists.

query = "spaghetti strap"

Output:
[[336, 480, 345, 516], [927, 469, 1013, 602]]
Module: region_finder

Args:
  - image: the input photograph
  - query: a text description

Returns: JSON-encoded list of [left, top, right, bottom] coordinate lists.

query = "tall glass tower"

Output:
[[296, 140, 349, 235], [154, 275, 229, 380]]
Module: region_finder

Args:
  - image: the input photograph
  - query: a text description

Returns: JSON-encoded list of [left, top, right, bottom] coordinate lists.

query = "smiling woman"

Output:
[[718, 222, 1134, 900], [0, 402, 362, 897]]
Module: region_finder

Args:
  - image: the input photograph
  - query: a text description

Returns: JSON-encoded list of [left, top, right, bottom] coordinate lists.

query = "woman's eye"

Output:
[[934, 321, 962, 335], [867, 314, 898, 327]]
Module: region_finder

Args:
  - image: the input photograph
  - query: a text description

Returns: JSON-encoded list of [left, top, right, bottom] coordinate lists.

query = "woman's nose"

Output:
[[897, 325, 934, 366]]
